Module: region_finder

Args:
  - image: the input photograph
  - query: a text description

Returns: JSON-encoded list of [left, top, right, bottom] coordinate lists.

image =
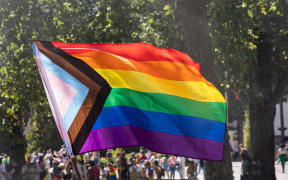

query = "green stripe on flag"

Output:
[[104, 88, 226, 123]]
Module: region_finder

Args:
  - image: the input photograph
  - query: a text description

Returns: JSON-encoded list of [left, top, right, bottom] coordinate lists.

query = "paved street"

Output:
[[167, 161, 287, 180]]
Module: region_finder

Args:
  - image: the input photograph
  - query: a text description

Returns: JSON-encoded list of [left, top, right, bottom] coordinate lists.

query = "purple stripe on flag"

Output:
[[80, 125, 224, 161]]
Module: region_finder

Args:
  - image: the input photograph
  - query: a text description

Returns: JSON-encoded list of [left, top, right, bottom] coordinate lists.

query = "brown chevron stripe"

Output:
[[68, 90, 98, 143]]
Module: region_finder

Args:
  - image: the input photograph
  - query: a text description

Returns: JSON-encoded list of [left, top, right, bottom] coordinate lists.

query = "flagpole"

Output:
[[72, 157, 82, 180]]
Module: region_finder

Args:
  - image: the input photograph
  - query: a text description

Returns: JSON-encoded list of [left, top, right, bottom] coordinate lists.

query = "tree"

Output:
[[0, 0, 182, 177], [175, 1, 233, 180], [206, 1, 288, 179]]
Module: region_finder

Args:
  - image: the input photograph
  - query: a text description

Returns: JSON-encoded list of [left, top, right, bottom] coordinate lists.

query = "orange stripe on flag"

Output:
[[71, 50, 212, 84]]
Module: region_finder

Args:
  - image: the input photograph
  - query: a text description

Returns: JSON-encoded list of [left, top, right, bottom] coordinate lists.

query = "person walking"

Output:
[[0, 158, 7, 180], [176, 156, 183, 179], [6, 159, 16, 180], [240, 148, 252, 179], [88, 161, 100, 180], [276, 143, 287, 173], [145, 161, 154, 179], [129, 158, 138, 180], [99, 162, 109, 180], [186, 160, 197, 180], [153, 160, 164, 179], [197, 160, 204, 176], [168, 156, 177, 179], [119, 154, 130, 180], [161, 156, 169, 179]]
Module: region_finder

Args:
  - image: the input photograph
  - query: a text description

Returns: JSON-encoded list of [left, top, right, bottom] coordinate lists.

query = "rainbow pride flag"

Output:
[[32, 41, 226, 160]]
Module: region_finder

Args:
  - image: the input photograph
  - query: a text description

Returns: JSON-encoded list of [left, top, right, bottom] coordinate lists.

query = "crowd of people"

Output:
[[1, 143, 287, 180], [0, 146, 203, 180]]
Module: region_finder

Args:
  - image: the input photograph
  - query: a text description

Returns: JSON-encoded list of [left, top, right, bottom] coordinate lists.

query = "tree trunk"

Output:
[[203, 130, 234, 180], [175, 1, 233, 180], [249, 102, 276, 180], [9, 115, 26, 179], [248, 31, 276, 180]]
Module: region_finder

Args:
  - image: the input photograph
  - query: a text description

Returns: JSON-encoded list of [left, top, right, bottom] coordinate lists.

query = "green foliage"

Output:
[[207, 0, 288, 94], [243, 109, 250, 149], [0, 0, 182, 156], [206, 0, 288, 113]]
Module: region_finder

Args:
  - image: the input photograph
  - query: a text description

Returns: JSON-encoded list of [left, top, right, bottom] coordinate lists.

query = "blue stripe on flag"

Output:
[[93, 106, 225, 142]]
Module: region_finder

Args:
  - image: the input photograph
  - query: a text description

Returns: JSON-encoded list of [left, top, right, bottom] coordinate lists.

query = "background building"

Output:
[[274, 95, 288, 144]]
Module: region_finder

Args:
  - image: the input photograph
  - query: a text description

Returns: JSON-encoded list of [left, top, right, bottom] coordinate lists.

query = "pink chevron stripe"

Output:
[[46, 71, 77, 118]]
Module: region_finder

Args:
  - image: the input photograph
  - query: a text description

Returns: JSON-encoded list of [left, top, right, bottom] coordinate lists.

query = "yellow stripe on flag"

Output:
[[94, 69, 225, 103]]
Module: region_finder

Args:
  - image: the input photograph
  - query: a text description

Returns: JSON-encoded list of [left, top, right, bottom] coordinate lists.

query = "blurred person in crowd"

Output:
[[38, 155, 46, 180], [59, 145, 67, 154], [21, 157, 34, 180], [145, 161, 154, 179], [149, 152, 157, 162], [168, 155, 177, 179], [6, 159, 16, 180], [2, 155, 9, 167], [156, 154, 162, 166], [108, 162, 117, 180], [84, 153, 91, 164], [116, 151, 122, 179], [31, 161, 42, 180], [62, 161, 73, 180], [135, 159, 145, 179], [48, 161, 63, 180], [137, 159, 146, 179], [176, 156, 183, 179], [129, 158, 138, 180], [186, 160, 197, 180], [0, 158, 7, 180], [92, 152, 100, 166], [197, 160, 204, 177], [276, 143, 287, 173], [31, 152, 40, 165], [75, 158, 83, 179], [153, 160, 164, 179], [99, 162, 109, 180], [106, 150, 113, 163], [44, 149, 53, 170], [239, 144, 247, 153], [61, 152, 68, 163], [145, 151, 152, 161], [130, 152, 136, 160], [139, 149, 147, 161], [88, 161, 100, 180], [275, 144, 280, 153], [79, 159, 88, 180], [161, 155, 169, 179], [190, 159, 198, 176], [240, 148, 252, 176], [53, 150, 59, 158], [119, 153, 130, 180]]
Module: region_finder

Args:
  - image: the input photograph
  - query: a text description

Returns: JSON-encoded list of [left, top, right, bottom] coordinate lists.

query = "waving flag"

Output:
[[32, 41, 226, 160]]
